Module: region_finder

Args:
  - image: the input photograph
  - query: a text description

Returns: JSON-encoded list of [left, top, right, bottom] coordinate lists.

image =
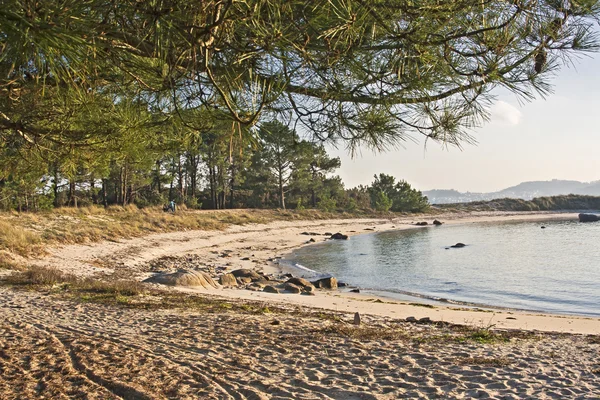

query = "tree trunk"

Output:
[[229, 161, 235, 209], [69, 179, 77, 207], [90, 177, 96, 204], [101, 179, 108, 208], [154, 160, 162, 194], [52, 164, 60, 208], [177, 155, 184, 201], [278, 170, 285, 210]]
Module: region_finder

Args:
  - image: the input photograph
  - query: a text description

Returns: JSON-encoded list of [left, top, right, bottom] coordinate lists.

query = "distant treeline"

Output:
[[436, 195, 600, 212], [0, 120, 429, 214]]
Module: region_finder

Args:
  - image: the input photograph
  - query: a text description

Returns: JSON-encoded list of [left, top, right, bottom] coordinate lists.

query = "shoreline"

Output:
[[4, 210, 600, 398], [32, 210, 600, 335]]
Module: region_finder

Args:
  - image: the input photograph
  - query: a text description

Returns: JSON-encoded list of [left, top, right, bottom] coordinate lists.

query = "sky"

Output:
[[327, 52, 600, 193]]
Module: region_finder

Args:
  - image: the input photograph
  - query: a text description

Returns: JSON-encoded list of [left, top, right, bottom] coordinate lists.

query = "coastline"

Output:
[[33, 210, 600, 334], [4, 210, 600, 398]]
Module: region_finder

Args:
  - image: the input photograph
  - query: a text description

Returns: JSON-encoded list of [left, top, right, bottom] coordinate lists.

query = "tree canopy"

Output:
[[2, 0, 599, 150], [1, 1, 599, 211]]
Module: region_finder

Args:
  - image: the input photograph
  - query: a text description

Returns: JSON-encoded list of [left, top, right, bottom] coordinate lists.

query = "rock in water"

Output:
[[353, 312, 361, 326], [144, 270, 220, 289], [579, 213, 600, 222], [433, 219, 443, 226], [330, 232, 349, 240], [219, 273, 238, 288], [415, 221, 428, 226], [312, 277, 338, 289], [450, 243, 466, 248]]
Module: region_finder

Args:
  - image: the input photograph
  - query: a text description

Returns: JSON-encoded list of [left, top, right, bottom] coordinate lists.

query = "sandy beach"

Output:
[[2, 211, 600, 399]]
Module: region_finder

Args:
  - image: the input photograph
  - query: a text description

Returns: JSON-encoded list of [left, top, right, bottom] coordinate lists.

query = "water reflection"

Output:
[[285, 220, 600, 316]]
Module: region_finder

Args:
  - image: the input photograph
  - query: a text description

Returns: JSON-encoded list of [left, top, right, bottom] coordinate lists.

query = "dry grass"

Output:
[[0, 220, 44, 257], [0, 206, 390, 258], [2, 265, 292, 314]]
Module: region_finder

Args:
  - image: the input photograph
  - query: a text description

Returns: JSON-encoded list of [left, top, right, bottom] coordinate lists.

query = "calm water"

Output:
[[284, 220, 600, 316]]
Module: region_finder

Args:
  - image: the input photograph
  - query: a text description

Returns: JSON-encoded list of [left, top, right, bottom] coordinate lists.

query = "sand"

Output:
[[2, 288, 599, 399], [3, 210, 600, 399]]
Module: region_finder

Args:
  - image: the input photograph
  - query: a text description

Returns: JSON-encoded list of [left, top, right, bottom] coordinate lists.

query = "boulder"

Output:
[[286, 277, 314, 289], [218, 273, 238, 288], [302, 285, 315, 294], [353, 312, 361, 326], [284, 282, 302, 294], [324, 232, 333, 236], [144, 270, 220, 289], [415, 221, 428, 226], [312, 277, 338, 289], [263, 285, 281, 294], [250, 279, 271, 288], [405, 316, 418, 323], [309, 238, 316, 243], [433, 220, 443, 226], [579, 213, 600, 222], [237, 277, 253, 284], [330, 232, 349, 240], [450, 243, 466, 248], [231, 269, 261, 280]]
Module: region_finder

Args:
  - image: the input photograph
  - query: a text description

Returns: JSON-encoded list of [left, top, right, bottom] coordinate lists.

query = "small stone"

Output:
[[353, 312, 361, 325], [270, 320, 281, 325], [349, 288, 360, 293], [433, 220, 443, 226], [405, 316, 418, 323], [309, 238, 315, 242], [418, 317, 432, 324], [450, 243, 466, 248]]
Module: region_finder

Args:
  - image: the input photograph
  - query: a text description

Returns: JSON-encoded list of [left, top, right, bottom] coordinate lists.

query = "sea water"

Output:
[[283, 220, 600, 316]]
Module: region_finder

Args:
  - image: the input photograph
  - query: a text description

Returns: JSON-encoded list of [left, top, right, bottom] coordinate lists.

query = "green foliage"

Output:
[[3, 1, 594, 212], [371, 190, 393, 212], [368, 174, 429, 212]]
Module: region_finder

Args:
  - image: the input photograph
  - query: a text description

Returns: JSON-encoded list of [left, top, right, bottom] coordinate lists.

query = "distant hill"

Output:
[[424, 179, 600, 204], [435, 194, 600, 212]]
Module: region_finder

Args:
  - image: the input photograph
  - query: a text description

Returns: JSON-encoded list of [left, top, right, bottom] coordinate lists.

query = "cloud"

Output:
[[490, 100, 522, 125]]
